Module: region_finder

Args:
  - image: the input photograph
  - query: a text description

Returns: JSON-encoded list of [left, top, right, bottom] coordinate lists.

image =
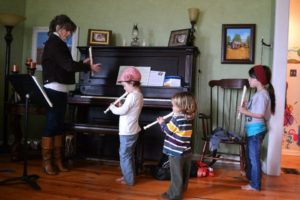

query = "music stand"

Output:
[[0, 74, 53, 191]]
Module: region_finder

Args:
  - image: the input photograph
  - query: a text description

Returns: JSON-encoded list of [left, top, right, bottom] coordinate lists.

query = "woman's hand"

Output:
[[83, 58, 90, 64], [91, 63, 101, 73], [83, 58, 101, 73]]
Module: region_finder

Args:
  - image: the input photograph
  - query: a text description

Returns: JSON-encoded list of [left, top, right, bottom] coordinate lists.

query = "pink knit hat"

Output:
[[117, 66, 141, 83]]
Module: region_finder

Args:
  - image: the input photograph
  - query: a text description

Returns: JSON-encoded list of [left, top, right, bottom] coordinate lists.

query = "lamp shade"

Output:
[[188, 8, 199, 23], [0, 13, 25, 26]]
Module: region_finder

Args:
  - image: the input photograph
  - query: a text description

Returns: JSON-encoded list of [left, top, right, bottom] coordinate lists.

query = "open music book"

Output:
[[31, 76, 53, 107], [9, 74, 53, 108]]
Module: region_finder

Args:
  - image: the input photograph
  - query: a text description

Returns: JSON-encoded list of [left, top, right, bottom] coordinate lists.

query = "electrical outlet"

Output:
[[290, 69, 297, 77]]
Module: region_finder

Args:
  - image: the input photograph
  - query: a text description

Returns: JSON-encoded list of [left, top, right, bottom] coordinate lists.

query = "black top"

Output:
[[42, 34, 90, 85]]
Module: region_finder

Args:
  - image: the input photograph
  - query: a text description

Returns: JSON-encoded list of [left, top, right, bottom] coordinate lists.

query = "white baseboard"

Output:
[[281, 149, 300, 156]]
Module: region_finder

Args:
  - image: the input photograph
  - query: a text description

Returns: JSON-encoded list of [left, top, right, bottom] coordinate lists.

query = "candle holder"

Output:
[[25, 58, 32, 67], [27, 62, 37, 75], [11, 64, 19, 74], [9, 64, 21, 104], [187, 8, 200, 46], [25, 58, 36, 75]]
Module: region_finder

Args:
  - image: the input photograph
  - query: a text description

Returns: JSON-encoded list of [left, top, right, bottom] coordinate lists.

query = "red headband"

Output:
[[253, 65, 268, 85]]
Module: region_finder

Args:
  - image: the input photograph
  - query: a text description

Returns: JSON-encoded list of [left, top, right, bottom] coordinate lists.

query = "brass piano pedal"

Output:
[[65, 135, 75, 160]]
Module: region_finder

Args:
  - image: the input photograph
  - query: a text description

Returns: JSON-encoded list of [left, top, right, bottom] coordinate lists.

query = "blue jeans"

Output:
[[246, 132, 265, 191], [119, 134, 139, 186], [43, 88, 67, 137]]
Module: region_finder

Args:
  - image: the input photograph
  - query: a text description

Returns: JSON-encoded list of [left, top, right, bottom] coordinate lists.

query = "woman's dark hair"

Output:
[[48, 14, 76, 35], [249, 65, 276, 114]]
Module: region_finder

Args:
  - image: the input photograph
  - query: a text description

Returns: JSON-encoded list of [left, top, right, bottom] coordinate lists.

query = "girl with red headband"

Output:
[[238, 65, 275, 191]]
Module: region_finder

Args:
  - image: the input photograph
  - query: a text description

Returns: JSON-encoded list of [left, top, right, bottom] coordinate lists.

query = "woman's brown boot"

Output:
[[41, 137, 58, 175], [54, 135, 69, 172]]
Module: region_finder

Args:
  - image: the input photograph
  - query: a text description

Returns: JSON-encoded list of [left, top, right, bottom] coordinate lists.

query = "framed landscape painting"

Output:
[[221, 24, 256, 64]]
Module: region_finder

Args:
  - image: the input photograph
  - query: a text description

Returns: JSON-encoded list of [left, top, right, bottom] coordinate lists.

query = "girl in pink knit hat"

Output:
[[110, 66, 144, 186], [238, 65, 275, 191]]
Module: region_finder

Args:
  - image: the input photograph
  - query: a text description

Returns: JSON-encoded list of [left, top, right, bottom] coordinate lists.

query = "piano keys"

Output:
[[68, 94, 172, 108]]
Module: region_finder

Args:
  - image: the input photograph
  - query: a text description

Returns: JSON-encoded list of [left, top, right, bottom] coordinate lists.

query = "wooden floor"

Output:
[[0, 155, 299, 200]]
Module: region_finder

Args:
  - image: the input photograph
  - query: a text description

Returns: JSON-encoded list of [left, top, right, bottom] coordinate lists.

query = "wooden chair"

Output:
[[199, 79, 252, 172]]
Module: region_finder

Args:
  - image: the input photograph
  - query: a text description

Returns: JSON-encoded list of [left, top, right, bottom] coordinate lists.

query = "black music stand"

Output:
[[0, 74, 53, 191]]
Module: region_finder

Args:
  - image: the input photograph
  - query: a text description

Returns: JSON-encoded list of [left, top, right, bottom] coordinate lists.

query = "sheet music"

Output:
[[147, 71, 165, 86], [31, 76, 53, 107]]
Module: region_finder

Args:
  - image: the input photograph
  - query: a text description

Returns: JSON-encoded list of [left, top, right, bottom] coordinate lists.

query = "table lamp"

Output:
[[188, 8, 199, 46]]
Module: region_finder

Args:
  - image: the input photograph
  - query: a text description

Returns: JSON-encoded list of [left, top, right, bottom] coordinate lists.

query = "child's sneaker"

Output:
[[160, 192, 171, 200]]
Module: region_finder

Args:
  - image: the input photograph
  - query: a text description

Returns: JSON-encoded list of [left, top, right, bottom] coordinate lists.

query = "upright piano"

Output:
[[67, 46, 199, 162]]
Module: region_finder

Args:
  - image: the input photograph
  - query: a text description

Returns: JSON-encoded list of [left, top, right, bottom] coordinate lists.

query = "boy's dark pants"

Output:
[[166, 154, 192, 200]]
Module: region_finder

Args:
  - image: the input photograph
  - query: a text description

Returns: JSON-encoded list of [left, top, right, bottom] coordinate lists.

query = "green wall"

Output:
[[0, 0, 26, 142], [0, 0, 274, 152]]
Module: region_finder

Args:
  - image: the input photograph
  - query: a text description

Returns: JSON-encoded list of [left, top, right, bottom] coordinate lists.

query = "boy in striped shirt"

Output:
[[157, 92, 197, 200]]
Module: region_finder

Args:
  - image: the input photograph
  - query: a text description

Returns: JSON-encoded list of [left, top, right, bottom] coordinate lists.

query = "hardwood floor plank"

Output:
[[0, 155, 299, 200]]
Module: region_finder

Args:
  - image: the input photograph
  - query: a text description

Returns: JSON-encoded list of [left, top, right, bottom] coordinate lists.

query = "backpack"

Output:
[[152, 155, 198, 180], [153, 154, 170, 180]]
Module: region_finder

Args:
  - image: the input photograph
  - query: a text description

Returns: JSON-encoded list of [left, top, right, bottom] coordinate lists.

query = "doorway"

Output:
[[282, 0, 300, 157]]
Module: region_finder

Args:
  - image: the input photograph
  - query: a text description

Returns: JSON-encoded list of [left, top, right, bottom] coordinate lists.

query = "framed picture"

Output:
[[31, 26, 78, 70], [221, 24, 256, 64], [168, 29, 190, 46], [87, 29, 112, 46]]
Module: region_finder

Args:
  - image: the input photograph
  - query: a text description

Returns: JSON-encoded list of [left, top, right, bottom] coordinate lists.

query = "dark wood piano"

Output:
[[66, 46, 199, 163]]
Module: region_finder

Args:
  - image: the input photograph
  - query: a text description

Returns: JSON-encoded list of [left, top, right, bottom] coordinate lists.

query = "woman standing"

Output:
[[41, 14, 101, 175]]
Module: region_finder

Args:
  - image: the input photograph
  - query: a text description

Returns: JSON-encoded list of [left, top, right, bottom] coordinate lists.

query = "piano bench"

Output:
[[63, 123, 144, 174], [63, 123, 119, 163]]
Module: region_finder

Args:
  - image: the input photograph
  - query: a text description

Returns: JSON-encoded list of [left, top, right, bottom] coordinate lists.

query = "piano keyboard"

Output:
[[80, 95, 171, 102]]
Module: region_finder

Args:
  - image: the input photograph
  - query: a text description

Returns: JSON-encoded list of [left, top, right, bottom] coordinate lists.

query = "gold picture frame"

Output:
[[87, 29, 112, 46]]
